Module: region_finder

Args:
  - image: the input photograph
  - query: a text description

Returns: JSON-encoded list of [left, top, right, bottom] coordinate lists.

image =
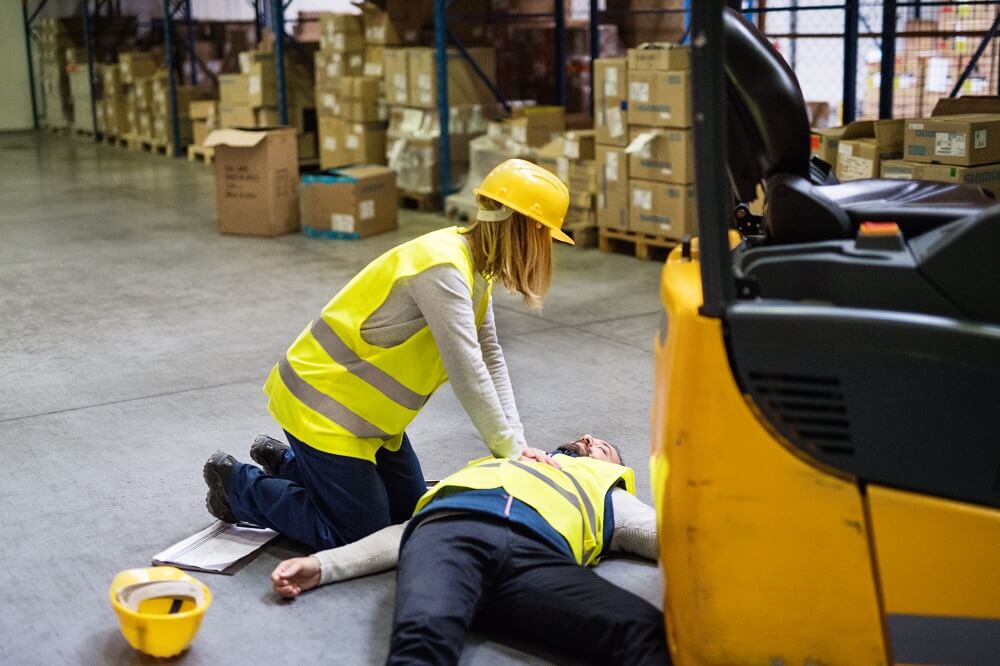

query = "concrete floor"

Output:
[[0, 131, 666, 665]]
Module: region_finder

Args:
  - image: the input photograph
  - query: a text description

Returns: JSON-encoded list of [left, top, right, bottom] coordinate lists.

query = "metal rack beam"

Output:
[[271, 0, 289, 125], [878, 0, 897, 119], [163, 0, 182, 156], [435, 0, 453, 204], [82, 0, 100, 141], [842, 0, 859, 122], [22, 0, 46, 129], [950, 12, 1000, 98]]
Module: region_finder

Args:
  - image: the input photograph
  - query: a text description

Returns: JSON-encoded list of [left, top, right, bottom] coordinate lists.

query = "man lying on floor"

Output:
[[270, 435, 670, 665]]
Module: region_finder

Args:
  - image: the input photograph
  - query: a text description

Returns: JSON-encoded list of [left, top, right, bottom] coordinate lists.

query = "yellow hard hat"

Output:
[[474, 158, 573, 244], [109, 566, 212, 658]]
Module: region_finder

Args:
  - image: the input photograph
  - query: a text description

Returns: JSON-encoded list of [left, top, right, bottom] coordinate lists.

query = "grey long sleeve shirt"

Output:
[[360, 263, 525, 459]]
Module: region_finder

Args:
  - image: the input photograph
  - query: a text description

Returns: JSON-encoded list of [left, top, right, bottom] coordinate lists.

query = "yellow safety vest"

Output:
[[414, 455, 637, 566], [263, 227, 492, 461]]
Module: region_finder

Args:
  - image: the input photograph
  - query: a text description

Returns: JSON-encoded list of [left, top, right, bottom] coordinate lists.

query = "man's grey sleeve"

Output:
[[409, 266, 523, 459], [609, 488, 659, 561], [476, 295, 527, 448], [315, 522, 407, 585]]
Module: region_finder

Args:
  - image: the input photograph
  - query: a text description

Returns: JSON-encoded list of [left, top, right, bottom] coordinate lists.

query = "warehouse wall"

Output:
[[0, 3, 34, 131]]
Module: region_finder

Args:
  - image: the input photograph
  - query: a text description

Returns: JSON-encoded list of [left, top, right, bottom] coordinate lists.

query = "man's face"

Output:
[[555, 434, 622, 465]]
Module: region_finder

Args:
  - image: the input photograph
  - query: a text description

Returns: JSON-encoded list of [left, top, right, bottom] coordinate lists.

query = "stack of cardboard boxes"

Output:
[[66, 58, 94, 133], [316, 13, 388, 170], [100, 64, 128, 137], [383, 46, 499, 195], [595, 45, 694, 241], [114, 52, 159, 139], [36, 18, 81, 129], [219, 49, 316, 158], [151, 75, 202, 146], [190, 101, 220, 147], [538, 129, 598, 232]]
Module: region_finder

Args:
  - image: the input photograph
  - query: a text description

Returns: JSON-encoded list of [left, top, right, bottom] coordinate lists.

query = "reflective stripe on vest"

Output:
[[412, 455, 636, 565]]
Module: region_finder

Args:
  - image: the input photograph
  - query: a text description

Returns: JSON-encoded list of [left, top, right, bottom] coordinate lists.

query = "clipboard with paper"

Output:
[[152, 521, 279, 575]]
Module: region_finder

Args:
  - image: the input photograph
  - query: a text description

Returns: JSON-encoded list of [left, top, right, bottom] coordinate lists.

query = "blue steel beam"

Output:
[[878, 0, 897, 118], [23, 1, 40, 129], [950, 12, 1000, 98], [271, 0, 289, 125], [435, 0, 453, 204], [29, 0, 50, 25], [163, 0, 182, 156], [554, 0, 566, 107], [843, 0, 859, 122], [82, 0, 99, 140], [447, 29, 510, 112], [184, 0, 197, 85], [589, 0, 599, 114]]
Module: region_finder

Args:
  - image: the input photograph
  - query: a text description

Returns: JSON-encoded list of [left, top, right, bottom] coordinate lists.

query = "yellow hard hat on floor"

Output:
[[109, 566, 212, 658], [474, 158, 573, 244]]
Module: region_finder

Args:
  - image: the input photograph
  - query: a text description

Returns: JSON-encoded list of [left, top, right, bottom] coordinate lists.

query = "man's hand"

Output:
[[271, 556, 322, 598], [519, 447, 561, 470]]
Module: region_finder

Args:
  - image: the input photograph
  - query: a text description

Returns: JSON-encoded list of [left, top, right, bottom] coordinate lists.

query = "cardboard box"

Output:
[[152, 115, 193, 145], [568, 160, 597, 208], [102, 66, 123, 97], [193, 119, 212, 146], [151, 83, 201, 118], [220, 74, 250, 105], [536, 136, 569, 184], [119, 52, 158, 83], [315, 50, 365, 85], [246, 64, 277, 107], [625, 127, 694, 184], [626, 44, 690, 72], [881, 159, 1000, 196], [219, 103, 257, 128], [299, 132, 318, 161], [357, 0, 428, 45], [904, 114, 1000, 166], [320, 30, 366, 52], [256, 108, 281, 127], [320, 12, 363, 37], [364, 45, 385, 77], [190, 100, 218, 121], [629, 179, 696, 239], [835, 119, 905, 182], [407, 48, 497, 110], [383, 48, 410, 105], [507, 106, 565, 147], [810, 126, 846, 169], [204, 128, 300, 237], [344, 122, 388, 165], [319, 117, 348, 169], [597, 145, 629, 231], [239, 49, 272, 74], [104, 98, 128, 135], [564, 129, 595, 161], [627, 70, 691, 128], [594, 58, 627, 146], [300, 166, 398, 238]]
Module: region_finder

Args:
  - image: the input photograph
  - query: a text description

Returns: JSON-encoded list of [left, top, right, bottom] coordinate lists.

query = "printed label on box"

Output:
[[327, 63, 337, 77], [359, 200, 375, 220], [629, 81, 650, 103], [839, 156, 874, 180], [604, 66, 619, 96], [350, 54, 363, 68], [557, 158, 569, 184], [838, 142, 854, 158], [633, 188, 653, 210], [974, 129, 987, 150], [334, 34, 345, 50], [394, 74, 406, 90], [605, 152, 619, 181], [935, 131, 967, 156], [607, 108, 624, 138], [565, 140, 579, 159], [249, 75, 260, 95], [420, 91, 433, 105], [418, 73, 432, 90], [331, 213, 355, 232], [346, 134, 359, 149], [511, 126, 527, 143], [324, 137, 337, 151], [597, 193, 605, 208]]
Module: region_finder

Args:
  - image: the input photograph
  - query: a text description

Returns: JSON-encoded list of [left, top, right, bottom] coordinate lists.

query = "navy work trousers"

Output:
[[226, 430, 426, 550], [389, 516, 671, 666]]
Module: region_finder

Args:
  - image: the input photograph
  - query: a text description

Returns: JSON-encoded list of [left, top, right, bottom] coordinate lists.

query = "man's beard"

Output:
[[550, 440, 587, 458]]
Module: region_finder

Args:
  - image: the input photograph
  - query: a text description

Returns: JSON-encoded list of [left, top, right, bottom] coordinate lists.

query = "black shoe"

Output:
[[203, 451, 237, 524], [249, 434, 289, 477]]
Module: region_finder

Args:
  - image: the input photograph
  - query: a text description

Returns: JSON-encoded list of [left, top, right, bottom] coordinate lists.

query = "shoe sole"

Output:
[[249, 435, 288, 477]]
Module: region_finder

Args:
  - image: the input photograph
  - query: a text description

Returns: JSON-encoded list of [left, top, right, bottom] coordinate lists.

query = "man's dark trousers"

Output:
[[388, 515, 670, 665]]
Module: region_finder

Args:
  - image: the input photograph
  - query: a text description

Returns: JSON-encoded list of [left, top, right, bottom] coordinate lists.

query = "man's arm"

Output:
[[608, 488, 659, 561], [271, 523, 407, 598]]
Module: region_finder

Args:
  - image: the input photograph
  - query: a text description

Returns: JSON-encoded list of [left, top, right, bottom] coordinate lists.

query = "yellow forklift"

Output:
[[652, 3, 1000, 664]]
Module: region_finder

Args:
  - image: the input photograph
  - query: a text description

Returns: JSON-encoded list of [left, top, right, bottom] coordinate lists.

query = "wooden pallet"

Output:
[[399, 190, 440, 213], [103, 133, 128, 147], [47, 124, 72, 135], [598, 228, 679, 261], [563, 224, 598, 249], [187, 144, 214, 164], [74, 128, 96, 139]]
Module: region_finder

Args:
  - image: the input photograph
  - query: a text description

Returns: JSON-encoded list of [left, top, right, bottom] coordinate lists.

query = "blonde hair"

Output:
[[461, 195, 553, 308]]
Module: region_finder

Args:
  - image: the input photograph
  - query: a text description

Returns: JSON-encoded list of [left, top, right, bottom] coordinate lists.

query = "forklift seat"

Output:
[[723, 8, 996, 244]]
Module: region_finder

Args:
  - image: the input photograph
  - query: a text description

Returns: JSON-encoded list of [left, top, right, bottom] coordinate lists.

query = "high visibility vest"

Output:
[[263, 227, 492, 461], [414, 455, 637, 566]]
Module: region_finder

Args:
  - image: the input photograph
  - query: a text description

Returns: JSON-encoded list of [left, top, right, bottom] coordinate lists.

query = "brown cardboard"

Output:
[[315, 50, 365, 85], [356, 0, 429, 45], [119, 52, 157, 83], [568, 160, 597, 208], [256, 108, 281, 127], [930, 96, 1000, 117], [319, 117, 348, 169], [507, 106, 566, 147], [383, 49, 410, 105], [810, 126, 846, 169], [364, 45, 385, 77], [596, 145, 629, 231], [537, 136, 569, 184], [407, 48, 497, 110], [880, 159, 1000, 196], [219, 74, 250, 105], [625, 127, 694, 184], [102, 66, 123, 97], [626, 44, 690, 72], [594, 58, 628, 146], [301, 165, 398, 237], [316, 83, 342, 118], [246, 63, 277, 107], [344, 122, 388, 165], [189, 100, 218, 121], [321, 30, 365, 52], [204, 128, 300, 237], [320, 12, 363, 37], [629, 179, 696, 239], [193, 119, 211, 146], [219, 103, 257, 128], [904, 114, 1000, 166], [626, 69, 691, 128], [835, 119, 905, 181]]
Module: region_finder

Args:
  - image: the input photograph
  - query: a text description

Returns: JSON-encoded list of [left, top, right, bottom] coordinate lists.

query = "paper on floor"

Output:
[[152, 521, 279, 575]]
